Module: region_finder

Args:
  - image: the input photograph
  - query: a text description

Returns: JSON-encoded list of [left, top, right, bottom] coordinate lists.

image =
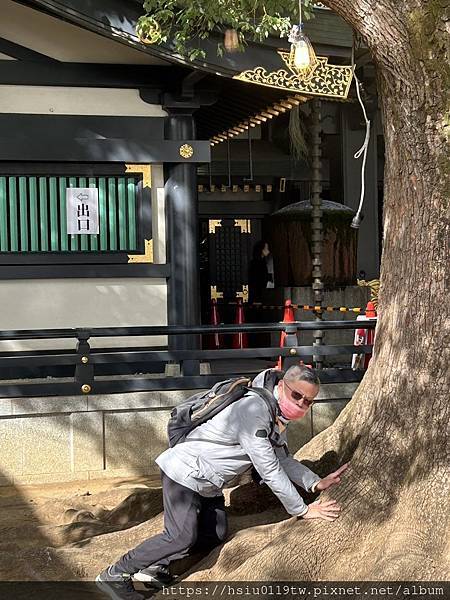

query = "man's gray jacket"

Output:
[[156, 370, 321, 517]]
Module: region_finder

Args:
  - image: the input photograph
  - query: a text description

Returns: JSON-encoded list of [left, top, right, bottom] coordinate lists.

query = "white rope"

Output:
[[352, 63, 371, 221]]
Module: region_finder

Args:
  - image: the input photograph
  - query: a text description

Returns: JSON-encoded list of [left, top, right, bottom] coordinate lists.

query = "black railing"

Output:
[[0, 321, 376, 399]]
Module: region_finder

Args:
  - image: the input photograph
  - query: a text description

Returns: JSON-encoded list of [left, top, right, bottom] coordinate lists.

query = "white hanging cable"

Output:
[[351, 41, 371, 228]]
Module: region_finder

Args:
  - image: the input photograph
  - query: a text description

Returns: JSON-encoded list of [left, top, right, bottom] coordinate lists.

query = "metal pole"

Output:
[[310, 99, 324, 368], [248, 127, 254, 181], [227, 134, 232, 188]]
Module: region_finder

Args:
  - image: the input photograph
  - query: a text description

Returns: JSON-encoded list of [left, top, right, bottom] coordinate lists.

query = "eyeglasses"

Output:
[[283, 380, 315, 407]]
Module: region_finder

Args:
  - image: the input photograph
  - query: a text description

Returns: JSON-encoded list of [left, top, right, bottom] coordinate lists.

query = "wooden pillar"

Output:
[[164, 107, 200, 370]]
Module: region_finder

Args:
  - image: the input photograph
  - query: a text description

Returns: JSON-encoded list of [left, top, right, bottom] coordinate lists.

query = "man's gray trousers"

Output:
[[112, 472, 228, 575]]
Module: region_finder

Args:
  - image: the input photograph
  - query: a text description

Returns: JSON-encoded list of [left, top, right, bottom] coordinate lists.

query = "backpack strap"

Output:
[[250, 387, 282, 443], [261, 368, 285, 393], [251, 379, 289, 453], [248, 386, 288, 486], [250, 368, 284, 436]]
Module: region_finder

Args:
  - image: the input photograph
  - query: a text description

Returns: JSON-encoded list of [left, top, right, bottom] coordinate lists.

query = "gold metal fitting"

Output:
[[289, 348, 298, 355], [209, 219, 222, 234], [179, 144, 194, 159], [81, 384, 92, 394], [81, 356, 89, 364], [128, 239, 154, 264], [125, 164, 152, 188]]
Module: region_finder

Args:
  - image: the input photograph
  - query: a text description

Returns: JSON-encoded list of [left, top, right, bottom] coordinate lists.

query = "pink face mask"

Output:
[[278, 395, 308, 420]]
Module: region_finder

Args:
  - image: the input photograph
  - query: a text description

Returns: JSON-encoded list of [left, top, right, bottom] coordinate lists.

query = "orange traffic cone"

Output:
[[365, 301, 377, 318], [277, 299, 296, 370], [232, 298, 248, 349]]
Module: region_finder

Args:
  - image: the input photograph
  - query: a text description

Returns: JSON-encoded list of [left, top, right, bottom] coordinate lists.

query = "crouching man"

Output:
[[96, 365, 348, 600]]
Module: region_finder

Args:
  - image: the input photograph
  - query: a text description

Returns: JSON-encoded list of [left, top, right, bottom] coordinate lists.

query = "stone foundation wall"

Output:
[[0, 383, 358, 486]]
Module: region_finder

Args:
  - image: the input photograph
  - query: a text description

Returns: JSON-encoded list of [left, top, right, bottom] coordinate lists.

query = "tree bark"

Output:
[[187, 0, 450, 581]]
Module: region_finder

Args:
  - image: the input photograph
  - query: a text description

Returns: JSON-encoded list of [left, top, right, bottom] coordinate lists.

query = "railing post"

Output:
[[75, 329, 94, 395], [180, 359, 201, 376], [281, 324, 300, 370]]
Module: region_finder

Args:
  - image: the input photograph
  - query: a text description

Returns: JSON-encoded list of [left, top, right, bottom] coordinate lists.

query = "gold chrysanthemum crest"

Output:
[[179, 144, 194, 159]]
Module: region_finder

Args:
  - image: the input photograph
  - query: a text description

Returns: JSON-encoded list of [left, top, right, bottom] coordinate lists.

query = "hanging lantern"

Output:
[[287, 1, 318, 78], [288, 23, 318, 75], [224, 28, 240, 53]]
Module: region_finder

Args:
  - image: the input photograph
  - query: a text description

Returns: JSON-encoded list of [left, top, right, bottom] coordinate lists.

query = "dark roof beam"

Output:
[[0, 60, 180, 88], [181, 70, 209, 98], [0, 36, 58, 63]]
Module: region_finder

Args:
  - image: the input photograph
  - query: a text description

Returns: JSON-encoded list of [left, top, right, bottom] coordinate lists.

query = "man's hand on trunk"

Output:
[[316, 463, 349, 492], [301, 499, 341, 522]]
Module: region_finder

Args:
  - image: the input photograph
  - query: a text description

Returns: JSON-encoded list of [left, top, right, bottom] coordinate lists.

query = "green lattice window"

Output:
[[0, 175, 140, 253]]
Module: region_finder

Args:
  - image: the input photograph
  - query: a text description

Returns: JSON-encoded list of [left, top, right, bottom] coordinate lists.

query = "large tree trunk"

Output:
[[189, 0, 449, 581]]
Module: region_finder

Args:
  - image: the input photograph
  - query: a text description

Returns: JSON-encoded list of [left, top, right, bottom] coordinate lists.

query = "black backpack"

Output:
[[168, 369, 284, 448]]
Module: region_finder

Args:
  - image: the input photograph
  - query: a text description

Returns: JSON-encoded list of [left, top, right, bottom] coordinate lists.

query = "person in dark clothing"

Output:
[[248, 240, 271, 305], [248, 241, 272, 347]]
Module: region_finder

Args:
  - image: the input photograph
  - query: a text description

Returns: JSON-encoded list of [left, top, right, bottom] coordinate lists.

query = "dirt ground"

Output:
[[0, 474, 287, 593]]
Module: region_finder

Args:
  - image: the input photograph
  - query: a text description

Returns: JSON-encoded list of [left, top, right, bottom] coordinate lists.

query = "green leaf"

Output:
[[136, 0, 314, 61]]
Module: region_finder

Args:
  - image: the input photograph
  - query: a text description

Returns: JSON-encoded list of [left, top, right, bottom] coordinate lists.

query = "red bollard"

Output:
[[277, 299, 296, 370], [352, 301, 377, 370], [232, 298, 248, 349]]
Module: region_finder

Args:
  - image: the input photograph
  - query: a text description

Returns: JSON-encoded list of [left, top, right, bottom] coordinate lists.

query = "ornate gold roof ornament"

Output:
[[234, 52, 353, 100]]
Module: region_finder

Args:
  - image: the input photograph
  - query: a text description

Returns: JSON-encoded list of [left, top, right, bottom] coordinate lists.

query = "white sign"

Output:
[[66, 188, 99, 234]]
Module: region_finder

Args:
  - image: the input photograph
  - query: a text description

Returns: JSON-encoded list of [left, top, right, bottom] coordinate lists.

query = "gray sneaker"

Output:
[[96, 567, 145, 600], [134, 564, 174, 588]]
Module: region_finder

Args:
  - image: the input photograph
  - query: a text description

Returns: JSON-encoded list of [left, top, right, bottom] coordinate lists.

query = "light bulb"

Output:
[[293, 40, 311, 69], [288, 24, 318, 76]]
